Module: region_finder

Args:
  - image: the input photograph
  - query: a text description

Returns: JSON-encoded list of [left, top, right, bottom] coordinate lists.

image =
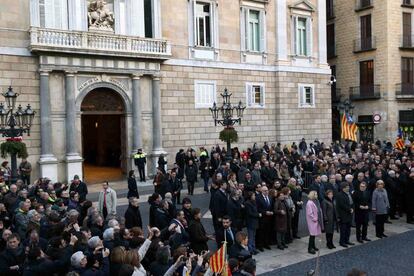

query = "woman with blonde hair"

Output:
[[110, 246, 127, 275], [306, 190, 323, 254], [125, 250, 146, 276]]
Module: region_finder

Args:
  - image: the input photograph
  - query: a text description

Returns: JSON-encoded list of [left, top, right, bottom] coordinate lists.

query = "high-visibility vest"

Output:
[[134, 153, 146, 159]]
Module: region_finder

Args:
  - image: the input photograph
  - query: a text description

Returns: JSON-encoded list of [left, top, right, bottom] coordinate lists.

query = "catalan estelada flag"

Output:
[[341, 113, 358, 142], [209, 243, 226, 273], [395, 128, 405, 150]]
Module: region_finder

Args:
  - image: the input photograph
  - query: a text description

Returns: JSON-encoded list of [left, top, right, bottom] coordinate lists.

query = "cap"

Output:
[[73, 175, 80, 180]]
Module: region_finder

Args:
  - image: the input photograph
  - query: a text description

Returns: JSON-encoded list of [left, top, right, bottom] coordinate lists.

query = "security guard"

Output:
[[133, 148, 147, 182]]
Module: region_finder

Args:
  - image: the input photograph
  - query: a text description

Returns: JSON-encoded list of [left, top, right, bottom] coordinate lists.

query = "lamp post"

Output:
[[0, 86, 35, 183], [337, 98, 355, 116], [209, 88, 245, 161]]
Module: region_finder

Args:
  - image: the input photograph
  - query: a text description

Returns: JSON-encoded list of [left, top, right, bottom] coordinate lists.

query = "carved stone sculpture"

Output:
[[88, 0, 115, 32]]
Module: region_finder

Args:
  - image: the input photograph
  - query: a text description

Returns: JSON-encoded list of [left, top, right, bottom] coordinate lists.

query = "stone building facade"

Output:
[[328, 0, 414, 142], [0, 0, 331, 183]]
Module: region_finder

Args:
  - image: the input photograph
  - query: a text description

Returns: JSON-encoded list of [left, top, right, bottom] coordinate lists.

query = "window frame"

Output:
[[194, 80, 217, 109], [292, 15, 312, 57], [195, 2, 212, 47], [245, 82, 265, 108], [298, 84, 315, 108], [241, 6, 266, 53]]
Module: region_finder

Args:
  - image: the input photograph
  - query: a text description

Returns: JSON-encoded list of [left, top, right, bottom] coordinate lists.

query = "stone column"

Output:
[[152, 75, 162, 151], [150, 74, 167, 176], [276, 0, 287, 61], [318, 0, 328, 65], [38, 69, 58, 182], [65, 71, 83, 183], [131, 74, 143, 152]]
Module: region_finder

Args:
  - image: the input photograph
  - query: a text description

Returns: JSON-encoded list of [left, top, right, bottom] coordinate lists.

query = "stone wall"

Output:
[[333, 0, 414, 140], [160, 64, 331, 162], [0, 54, 41, 179]]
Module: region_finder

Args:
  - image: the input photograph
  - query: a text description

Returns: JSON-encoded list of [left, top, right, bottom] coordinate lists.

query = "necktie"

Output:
[[227, 228, 234, 242], [103, 191, 107, 208], [265, 196, 269, 207]]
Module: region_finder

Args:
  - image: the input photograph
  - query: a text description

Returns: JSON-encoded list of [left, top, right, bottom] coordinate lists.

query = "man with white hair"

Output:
[[385, 170, 400, 219], [345, 174, 354, 193]]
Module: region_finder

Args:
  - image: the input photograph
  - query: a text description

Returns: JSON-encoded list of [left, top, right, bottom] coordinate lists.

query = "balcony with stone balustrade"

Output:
[[29, 27, 171, 60]]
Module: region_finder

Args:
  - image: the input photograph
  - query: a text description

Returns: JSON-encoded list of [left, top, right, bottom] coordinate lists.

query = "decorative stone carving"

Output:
[[87, 0, 115, 32]]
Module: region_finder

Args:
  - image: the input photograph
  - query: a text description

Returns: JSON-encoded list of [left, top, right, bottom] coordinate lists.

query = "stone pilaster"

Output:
[[131, 74, 143, 152], [64, 71, 83, 183], [150, 74, 167, 176], [38, 69, 58, 182]]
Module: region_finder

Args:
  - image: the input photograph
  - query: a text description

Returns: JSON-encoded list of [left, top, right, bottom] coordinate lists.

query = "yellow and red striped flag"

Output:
[[395, 129, 404, 150], [395, 137, 404, 150], [209, 243, 227, 273], [341, 113, 358, 142]]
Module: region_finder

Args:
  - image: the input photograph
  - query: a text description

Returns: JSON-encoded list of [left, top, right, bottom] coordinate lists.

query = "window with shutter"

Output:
[[298, 84, 315, 108], [194, 80, 216, 108], [42, 0, 68, 29], [246, 83, 265, 108]]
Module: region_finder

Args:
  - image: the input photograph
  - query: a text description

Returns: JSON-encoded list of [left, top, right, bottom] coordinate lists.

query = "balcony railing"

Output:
[[29, 27, 171, 59], [349, 85, 381, 100], [401, 35, 414, 49], [396, 83, 414, 98], [355, 0, 373, 11], [353, 36, 376, 52], [402, 0, 414, 7]]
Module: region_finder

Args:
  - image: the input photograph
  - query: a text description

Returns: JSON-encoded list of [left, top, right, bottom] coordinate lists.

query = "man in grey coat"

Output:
[[98, 182, 117, 219], [14, 201, 30, 239]]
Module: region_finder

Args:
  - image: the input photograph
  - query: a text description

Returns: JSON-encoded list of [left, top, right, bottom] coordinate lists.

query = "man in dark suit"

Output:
[[212, 181, 228, 234], [124, 197, 142, 229], [168, 210, 189, 250], [336, 182, 355, 247], [256, 185, 274, 251], [216, 216, 237, 248], [352, 182, 371, 243]]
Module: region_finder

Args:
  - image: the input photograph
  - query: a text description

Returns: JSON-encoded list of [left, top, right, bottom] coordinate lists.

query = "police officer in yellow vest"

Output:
[[133, 148, 147, 182]]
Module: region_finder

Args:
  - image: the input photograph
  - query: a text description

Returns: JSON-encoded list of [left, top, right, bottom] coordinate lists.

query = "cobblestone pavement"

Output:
[[261, 229, 414, 276]]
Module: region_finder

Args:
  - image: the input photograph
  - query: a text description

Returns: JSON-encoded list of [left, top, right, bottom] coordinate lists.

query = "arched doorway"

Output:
[[81, 88, 126, 183]]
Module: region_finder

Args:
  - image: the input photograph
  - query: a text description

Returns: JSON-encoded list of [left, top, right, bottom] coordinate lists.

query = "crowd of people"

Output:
[[0, 138, 413, 275]]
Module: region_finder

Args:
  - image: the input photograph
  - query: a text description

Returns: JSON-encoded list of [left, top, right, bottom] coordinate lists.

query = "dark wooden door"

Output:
[[360, 60, 374, 97], [402, 57, 414, 95], [360, 15, 372, 50], [403, 13, 412, 47]]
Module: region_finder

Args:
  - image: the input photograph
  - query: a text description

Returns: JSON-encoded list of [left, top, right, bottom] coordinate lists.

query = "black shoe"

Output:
[[382, 234, 388, 238], [340, 243, 348, 248], [390, 216, 398, 220], [308, 248, 316, 254], [331, 244, 336, 249], [283, 244, 288, 249], [252, 250, 259, 255], [277, 245, 284, 250], [346, 242, 355, 246], [258, 248, 264, 252], [357, 239, 364, 244], [293, 235, 301, 239], [363, 238, 371, 242], [313, 247, 319, 251], [376, 235, 383, 239], [264, 246, 271, 250], [407, 221, 414, 224], [327, 244, 333, 249]]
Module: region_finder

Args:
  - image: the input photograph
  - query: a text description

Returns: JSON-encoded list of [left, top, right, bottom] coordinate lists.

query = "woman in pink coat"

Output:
[[306, 191, 324, 254]]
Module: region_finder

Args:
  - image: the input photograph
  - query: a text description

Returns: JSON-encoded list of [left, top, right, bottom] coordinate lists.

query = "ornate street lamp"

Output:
[[337, 98, 355, 116], [0, 86, 35, 182], [209, 88, 245, 161]]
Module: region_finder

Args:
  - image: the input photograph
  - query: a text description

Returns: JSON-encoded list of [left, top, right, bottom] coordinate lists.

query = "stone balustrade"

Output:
[[29, 27, 171, 59]]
